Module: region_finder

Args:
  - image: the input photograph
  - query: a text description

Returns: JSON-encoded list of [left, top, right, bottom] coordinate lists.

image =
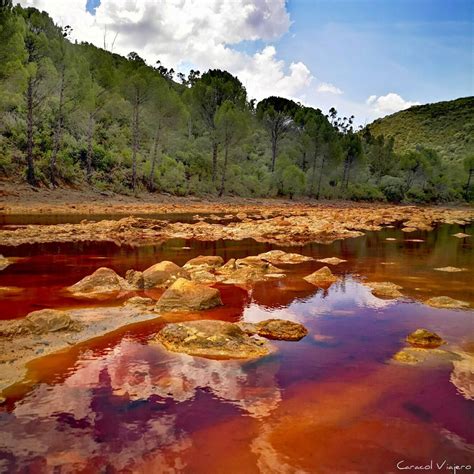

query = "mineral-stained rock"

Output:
[[183, 255, 224, 270], [24, 309, 77, 335], [153, 320, 270, 359], [406, 328, 445, 348], [190, 270, 219, 284], [365, 281, 403, 299], [452, 233, 470, 238], [401, 227, 417, 233], [392, 347, 457, 365], [257, 250, 313, 265], [125, 269, 145, 289], [434, 266, 466, 273], [0, 255, 10, 271], [255, 319, 308, 341], [142, 261, 188, 289], [67, 267, 133, 297], [155, 278, 223, 312], [425, 296, 470, 309], [450, 351, 474, 401], [123, 296, 155, 308], [316, 257, 347, 265], [216, 258, 236, 274], [303, 266, 339, 285]]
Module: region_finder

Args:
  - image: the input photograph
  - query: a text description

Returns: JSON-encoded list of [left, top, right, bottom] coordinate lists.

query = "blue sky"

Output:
[[23, 0, 473, 124]]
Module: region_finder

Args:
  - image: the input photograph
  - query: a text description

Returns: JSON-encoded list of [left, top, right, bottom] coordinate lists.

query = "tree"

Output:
[[256, 96, 299, 173], [463, 154, 474, 199], [215, 100, 249, 196], [192, 69, 247, 182], [341, 132, 363, 190], [124, 52, 152, 191]]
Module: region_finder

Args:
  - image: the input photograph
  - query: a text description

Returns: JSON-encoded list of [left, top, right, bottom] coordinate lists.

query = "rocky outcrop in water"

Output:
[[406, 328, 445, 348], [303, 266, 339, 285], [155, 278, 223, 312], [254, 319, 308, 341], [365, 281, 403, 299], [0, 255, 11, 271], [67, 267, 133, 297], [153, 320, 271, 359], [425, 296, 470, 309]]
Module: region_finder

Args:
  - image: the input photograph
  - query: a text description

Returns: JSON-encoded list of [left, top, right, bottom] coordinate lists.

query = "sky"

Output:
[[16, 0, 473, 125]]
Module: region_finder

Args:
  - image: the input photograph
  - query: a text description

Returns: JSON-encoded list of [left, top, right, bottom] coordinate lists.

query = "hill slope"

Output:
[[366, 97, 474, 162]]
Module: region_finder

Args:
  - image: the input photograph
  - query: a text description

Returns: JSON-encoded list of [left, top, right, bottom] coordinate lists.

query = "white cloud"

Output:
[[366, 93, 420, 114], [16, 0, 315, 102], [316, 82, 343, 95]]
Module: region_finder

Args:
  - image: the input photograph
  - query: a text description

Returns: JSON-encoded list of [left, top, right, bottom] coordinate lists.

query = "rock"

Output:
[[216, 258, 236, 274], [452, 233, 470, 238], [401, 227, 417, 233], [406, 328, 445, 348], [183, 255, 224, 270], [236, 322, 258, 335], [257, 250, 313, 265], [24, 309, 77, 335], [236, 256, 271, 269], [365, 281, 403, 299], [450, 351, 474, 400], [67, 267, 133, 297], [255, 319, 308, 341], [425, 296, 470, 309], [385, 238, 397, 241], [434, 266, 466, 272], [123, 296, 155, 308], [153, 320, 270, 359], [303, 266, 339, 285], [316, 257, 346, 265], [125, 269, 145, 289], [236, 212, 248, 220], [155, 278, 223, 312], [392, 347, 458, 365], [190, 270, 219, 284], [142, 261, 188, 289], [0, 255, 10, 271]]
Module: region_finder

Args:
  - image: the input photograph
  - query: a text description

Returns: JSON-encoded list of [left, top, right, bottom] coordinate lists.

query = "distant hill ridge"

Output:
[[366, 97, 474, 162]]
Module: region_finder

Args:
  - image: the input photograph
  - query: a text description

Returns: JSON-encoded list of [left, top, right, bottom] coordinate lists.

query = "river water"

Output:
[[0, 223, 472, 472]]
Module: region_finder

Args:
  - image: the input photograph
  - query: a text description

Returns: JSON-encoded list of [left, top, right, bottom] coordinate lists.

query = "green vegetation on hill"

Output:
[[366, 97, 474, 163], [0, 2, 472, 202]]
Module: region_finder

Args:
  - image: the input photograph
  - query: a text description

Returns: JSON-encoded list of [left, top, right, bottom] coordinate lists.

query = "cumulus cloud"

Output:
[[316, 82, 343, 95], [366, 93, 420, 114], [16, 0, 315, 101]]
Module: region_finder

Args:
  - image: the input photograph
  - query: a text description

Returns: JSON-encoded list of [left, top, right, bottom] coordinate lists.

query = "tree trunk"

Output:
[[86, 113, 94, 183], [49, 67, 65, 187], [148, 127, 159, 191], [301, 150, 307, 171], [466, 168, 473, 190], [309, 148, 317, 196], [271, 133, 277, 173], [211, 140, 218, 182], [26, 78, 37, 187], [316, 154, 326, 200], [131, 96, 140, 192], [342, 156, 352, 190], [219, 143, 229, 197]]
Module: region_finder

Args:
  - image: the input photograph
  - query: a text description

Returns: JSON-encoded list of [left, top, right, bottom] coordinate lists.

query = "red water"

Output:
[[0, 223, 473, 473]]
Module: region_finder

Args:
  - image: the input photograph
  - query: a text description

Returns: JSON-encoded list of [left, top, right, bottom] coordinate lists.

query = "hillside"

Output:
[[366, 97, 474, 163]]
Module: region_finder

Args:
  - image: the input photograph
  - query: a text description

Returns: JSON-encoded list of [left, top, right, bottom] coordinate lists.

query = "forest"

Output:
[[0, 2, 473, 203]]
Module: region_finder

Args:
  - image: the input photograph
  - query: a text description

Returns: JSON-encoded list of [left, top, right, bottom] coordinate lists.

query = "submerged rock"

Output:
[[365, 281, 403, 299], [406, 328, 445, 348], [142, 261, 188, 289], [153, 320, 270, 359], [0, 255, 10, 271], [392, 347, 457, 365], [155, 278, 223, 312], [452, 233, 470, 238], [433, 266, 466, 272], [303, 266, 339, 285], [425, 296, 470, 309], [257, 250, 313, 265], [24, 309, 78, 335], [67, 267, 133, 297], [316, 257, 347, 265], [255, 319, 308, 341]]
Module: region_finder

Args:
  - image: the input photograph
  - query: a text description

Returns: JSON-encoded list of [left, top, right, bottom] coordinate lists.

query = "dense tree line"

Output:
[[0, 3, 472, 202]]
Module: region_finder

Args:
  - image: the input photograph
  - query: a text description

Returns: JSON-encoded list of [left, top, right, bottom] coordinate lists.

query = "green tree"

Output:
[[215, 100, 249, 196]]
